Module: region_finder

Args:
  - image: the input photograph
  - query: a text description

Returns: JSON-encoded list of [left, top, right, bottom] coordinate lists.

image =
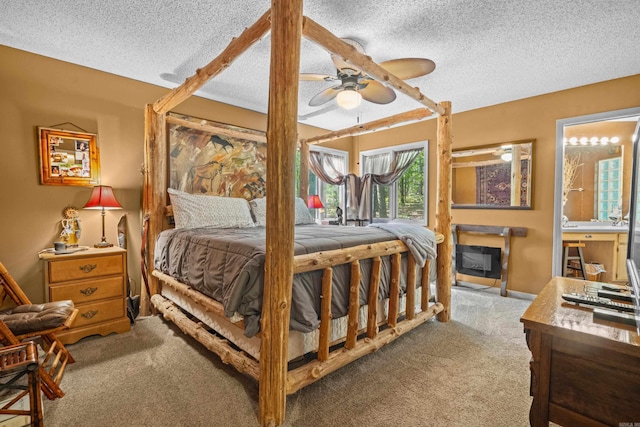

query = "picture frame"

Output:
[[167, 113, 267, 199], [38, 127, 100, 186]]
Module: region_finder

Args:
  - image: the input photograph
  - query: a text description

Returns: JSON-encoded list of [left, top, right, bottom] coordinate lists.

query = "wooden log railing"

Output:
[[287, 239, 443, 394], [150, 237, 443, 397]]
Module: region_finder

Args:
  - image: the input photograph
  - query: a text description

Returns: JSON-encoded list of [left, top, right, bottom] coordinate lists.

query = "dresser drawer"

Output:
[[73, 299, 125, 328], [49, 276, 124, 304], [48, 254, 123, 283]]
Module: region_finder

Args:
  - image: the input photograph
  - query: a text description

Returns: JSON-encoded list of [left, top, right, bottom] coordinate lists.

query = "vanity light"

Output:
[[501, 152, 512, 162], [563, 136, 621, 146]]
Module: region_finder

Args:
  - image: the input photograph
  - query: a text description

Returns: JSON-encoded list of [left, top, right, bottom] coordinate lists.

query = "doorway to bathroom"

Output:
[[552, 107, 640, 278]]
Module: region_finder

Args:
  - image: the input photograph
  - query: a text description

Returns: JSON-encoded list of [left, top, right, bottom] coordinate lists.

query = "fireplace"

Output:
[[455, 245, 502, 279]]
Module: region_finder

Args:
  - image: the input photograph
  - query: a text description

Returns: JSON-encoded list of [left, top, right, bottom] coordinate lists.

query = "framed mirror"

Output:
[[563, 136, 629, 222], [452, 139, 534, 209], [38, 127, 100, 186]]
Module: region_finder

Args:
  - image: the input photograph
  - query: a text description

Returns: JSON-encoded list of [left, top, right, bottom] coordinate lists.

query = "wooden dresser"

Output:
[[521, 276, 640, 426], [39, 246, 130, 344]]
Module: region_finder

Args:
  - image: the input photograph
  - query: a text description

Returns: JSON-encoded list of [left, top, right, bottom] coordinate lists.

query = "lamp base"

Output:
[[94, 242, 114, 248]]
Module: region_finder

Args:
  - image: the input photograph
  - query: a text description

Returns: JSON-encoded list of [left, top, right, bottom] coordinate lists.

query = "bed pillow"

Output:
[[167, 188, 255, 229], [294, 197, 315, 224], [248, 197, 316, 226]]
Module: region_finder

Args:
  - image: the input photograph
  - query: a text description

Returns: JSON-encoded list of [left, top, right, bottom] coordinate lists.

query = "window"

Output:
[[596, 156, 622, 220], [296, 146, 348, 220], [360, 141, 428, 225]]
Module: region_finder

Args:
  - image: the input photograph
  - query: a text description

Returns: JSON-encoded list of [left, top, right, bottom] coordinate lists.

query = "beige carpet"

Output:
[[43, 287, 534, 427]]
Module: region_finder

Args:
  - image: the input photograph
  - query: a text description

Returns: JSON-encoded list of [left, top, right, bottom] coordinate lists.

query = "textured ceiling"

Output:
[[1, 1, 639, 131]]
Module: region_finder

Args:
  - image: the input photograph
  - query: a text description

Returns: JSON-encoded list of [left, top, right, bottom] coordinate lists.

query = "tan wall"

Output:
[[1, 43, 639, 299], [356, 74, 640, 295], [0, 45, 336, 302]]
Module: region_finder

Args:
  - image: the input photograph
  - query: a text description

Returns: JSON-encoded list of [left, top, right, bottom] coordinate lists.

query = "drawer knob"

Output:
[[79, 264, 97, 273], [80, 287, 98, 296], [81, 310, 98, 319], [585, 234, 592, 238]]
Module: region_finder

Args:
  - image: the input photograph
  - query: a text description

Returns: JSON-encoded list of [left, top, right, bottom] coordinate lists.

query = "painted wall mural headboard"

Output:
[[168, 113, 267, 199]]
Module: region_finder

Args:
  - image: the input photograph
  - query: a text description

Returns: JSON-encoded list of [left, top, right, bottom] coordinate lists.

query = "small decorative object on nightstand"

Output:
[[83, 185, 122, 248], [60, 205, 81, 247], [39, 246, 130, 344], [336, 206, 343, 225]]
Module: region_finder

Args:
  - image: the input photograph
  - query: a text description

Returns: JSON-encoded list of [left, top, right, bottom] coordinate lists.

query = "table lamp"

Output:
[[307, 195, 324, 210], [308, 194, 324, 222], [83, 185, 122, 248]]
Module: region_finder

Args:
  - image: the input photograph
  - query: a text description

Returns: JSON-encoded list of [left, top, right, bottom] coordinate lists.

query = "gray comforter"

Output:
[[154, 224, 432, 337]]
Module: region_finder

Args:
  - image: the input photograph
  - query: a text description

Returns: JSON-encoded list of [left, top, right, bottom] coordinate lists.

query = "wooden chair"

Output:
[[0, 342, 43, 426], [562, 241, 586, 279], [0, 262, 78, 400]]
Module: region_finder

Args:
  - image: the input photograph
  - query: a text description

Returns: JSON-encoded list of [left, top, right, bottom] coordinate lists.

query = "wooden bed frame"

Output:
[[142, 4, 453, 426]]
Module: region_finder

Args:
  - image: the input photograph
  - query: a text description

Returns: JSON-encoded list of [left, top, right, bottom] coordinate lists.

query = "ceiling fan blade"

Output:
[[331, 38, 365, 71], [300, 73, 338, 82], [298, 104, 339, 120], [309, 85, 343, 107], [379, 58, 436, 80], [359, 80, 396, 104]]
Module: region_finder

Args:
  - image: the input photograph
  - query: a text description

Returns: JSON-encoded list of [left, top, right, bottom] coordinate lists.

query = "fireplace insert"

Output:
[[455, 245, 502, 279]]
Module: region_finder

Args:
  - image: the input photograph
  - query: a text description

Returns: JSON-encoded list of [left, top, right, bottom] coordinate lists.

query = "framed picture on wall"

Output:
[[38, 127, 100, 186], [167, 113, 267, 199]]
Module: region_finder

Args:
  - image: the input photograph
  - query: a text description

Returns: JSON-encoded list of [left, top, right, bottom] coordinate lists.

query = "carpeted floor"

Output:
[[43, 287, 534, 427]]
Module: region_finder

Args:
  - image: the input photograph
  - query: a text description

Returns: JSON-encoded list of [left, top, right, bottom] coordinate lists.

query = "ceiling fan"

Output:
[[300, 38, 435, 110]]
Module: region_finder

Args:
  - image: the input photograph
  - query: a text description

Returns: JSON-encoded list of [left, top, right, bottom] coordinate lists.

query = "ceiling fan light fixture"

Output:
[[336, 89, 362, 110]]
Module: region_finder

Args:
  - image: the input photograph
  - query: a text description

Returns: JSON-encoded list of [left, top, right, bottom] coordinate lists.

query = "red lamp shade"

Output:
[[83, 185, 122, 210], [307, 195, 324, 209], [83, 185, 122, 248]]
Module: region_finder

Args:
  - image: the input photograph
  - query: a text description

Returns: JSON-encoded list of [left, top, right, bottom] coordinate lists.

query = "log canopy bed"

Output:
[[142, 3, 453, 426]]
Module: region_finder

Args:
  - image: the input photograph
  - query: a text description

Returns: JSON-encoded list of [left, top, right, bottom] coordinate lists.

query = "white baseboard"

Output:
[[453, 281, 536, 301]]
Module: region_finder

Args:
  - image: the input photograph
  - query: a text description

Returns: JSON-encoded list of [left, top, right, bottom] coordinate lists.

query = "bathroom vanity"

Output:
[[562, 221, 628, 283]]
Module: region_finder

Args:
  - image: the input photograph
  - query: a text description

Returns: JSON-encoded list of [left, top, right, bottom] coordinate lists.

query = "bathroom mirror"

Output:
[[563, 136, 630, 222], [452, 140, 533, 209]]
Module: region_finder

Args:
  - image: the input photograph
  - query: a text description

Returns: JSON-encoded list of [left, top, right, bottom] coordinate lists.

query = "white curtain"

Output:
[[359, 147, 422, 220], [310, 147, 422, 222]]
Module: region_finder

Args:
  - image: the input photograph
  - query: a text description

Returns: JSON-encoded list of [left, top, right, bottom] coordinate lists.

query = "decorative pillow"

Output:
[[167, 188, 255, 229], [294, 197, 315, 224], [249, 197, 267, 227], [248, 197, 316, 226]]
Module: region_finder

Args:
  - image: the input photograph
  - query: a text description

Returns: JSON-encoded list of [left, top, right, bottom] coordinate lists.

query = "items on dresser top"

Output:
[[40, 245, 89, 255], [521, 277, 640, 426]]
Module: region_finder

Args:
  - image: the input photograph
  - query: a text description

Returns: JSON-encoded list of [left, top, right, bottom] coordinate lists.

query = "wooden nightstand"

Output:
[[39, 246, 130, 344]]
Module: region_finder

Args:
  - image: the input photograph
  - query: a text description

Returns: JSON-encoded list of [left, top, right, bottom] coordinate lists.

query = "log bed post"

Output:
[[299, 140, 309, 202], [259, 1, 302, 426], [152, 10, 272, 115], [142, 105, 166, 315], [300, 108, 433, 146], [435, 100, 452, 322]]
